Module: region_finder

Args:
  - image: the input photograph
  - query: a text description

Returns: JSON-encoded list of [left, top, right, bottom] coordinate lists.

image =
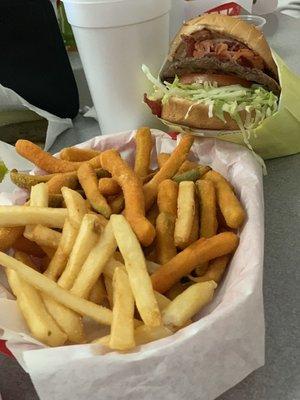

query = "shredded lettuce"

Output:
[[0, 161, 8, 183], [142, 64, 278, 131]]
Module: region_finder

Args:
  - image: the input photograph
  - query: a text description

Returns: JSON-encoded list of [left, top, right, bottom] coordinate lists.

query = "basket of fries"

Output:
[[0, 129, 264, 400]]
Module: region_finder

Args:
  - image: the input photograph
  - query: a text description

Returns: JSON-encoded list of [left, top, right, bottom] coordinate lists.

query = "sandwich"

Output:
[[143, 14, 280, 131]]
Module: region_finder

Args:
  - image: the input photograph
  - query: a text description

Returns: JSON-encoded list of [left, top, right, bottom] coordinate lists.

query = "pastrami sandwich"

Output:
[[143, 14, 280, 131]]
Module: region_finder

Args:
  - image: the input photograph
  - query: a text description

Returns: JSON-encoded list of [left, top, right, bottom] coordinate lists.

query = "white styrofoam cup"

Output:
[[63, 0, 171, 134]]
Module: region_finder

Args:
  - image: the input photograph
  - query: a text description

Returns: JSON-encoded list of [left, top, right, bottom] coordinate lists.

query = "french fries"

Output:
[[101, 150, 155, 247], [58, 214, 100, 290], [214, 180, 246, 229], [174, 182, 195, 248], [15, 140, 102, 173], [143, 134, 194, 210], [111, 215, 161, 327], [78, 163, 112, 218], [6, 252, 67, 346], [0, 206, 67, 228], [2, 127, 246, 352], [134, 127, 153, 178], [70, 221, 117, 298], [162, 281, 217, 328], [60, 147, 100, 162], [0, 251, 113, 325], [109, 267, 135, 350], [152, 232, 239, 293]]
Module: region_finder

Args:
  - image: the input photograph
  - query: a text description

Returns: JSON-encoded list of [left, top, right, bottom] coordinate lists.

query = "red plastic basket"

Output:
[[207, 2, 242, 16], [0, 341, 12, 358]]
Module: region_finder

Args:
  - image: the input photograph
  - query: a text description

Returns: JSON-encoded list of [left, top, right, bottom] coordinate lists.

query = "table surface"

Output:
[[0, 11, 300, 400]]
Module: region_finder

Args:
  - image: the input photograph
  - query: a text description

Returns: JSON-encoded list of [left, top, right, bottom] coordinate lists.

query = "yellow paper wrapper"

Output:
[[160, 54, 300, 160]]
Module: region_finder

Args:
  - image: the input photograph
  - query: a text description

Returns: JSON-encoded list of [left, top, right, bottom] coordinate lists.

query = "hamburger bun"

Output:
[[168, 14, 278, 79], [161, 96, 252, 131]]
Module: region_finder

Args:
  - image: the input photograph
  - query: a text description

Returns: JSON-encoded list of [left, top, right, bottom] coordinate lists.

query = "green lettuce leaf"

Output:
[[0, 161, 8, 183]]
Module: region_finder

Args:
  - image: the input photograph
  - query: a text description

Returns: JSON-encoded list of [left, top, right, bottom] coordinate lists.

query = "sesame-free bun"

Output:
[[168, 14, 278, 78], [161, 96, 251, 131]]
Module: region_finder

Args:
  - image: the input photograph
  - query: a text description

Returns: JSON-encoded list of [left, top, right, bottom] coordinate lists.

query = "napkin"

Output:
[[0, 130, 265, 400], [0, 82, 72, 150]]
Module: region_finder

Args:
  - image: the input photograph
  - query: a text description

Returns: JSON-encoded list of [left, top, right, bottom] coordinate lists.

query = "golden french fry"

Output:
[[46, 173, 78, 194], [190, 255, 230, 284], [151, 232, 239, 293], [101, 150, 155, 247], [0, 227, 24, 252], [95, 325, 172, 348], [61, 187, 88, 229], [157, 153, 170, 169], [60, 147, 100, 162], [70, 221, 117, 299], [154, 291, 171, 311], [215, 180, 246, 229], [58, 214, 100, 290], [174, 181, 195, 247], [15, 140, 102, 173], [156, 212, 177, 264], [104, 275, 114, 309], [157, 179, 178, 217], [30, 225, 62, 249], [0, 251, 113, 325], [109, 267, 135, 350], [40, 245, 56, 259], [89, 278, 106, 305], [196, 180, 218, 238], [44, 218, 78, 280], [146, 203, 159, 227], [165, 282, 189, 300], [144, 135, 194, 210], [78, 163, 112, 218], [134, 127, 153, 178], [108, 194, 125, 214], [13, 236, 45, 258], [162, 281, 217, 328], [103, 258, 126, 279], [203, 170, 233, 189], [6, 252, 67, 347], [145, 260, 161, 275], [111, 215, 161, 327], [0, 206, 67, 228], [98, 178, 121, 196]]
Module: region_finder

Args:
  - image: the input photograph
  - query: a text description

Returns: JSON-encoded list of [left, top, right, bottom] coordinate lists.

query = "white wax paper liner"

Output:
[[0, 130, 264, 400]]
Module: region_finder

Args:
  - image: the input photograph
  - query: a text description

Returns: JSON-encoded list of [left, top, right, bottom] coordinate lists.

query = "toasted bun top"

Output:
[[169, 14, 278, 78]]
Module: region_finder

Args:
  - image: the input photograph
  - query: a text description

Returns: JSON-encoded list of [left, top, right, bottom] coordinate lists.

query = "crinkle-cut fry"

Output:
[[196, 179, 218, 239], [109, 267, 135, 351], [60, 147, 100, 162], [134, 127, 153, 178], [6, 252, 67, 347], [189, 255, 230, 284], [157, 179, 178, 217], [70, 221, 117, 299], [58, 214, 100, 290], [157, 153, 170, 169], [101, 150, 155, 247], [151, 232, 239, 293], [78, 163, 112, 218], [0, 251, 113, 325], [61, 187, 88, 229], [44, 218, 78, 280], [15, 140, 102, 173], [162, 281, 217, 328], [0, 227, 24, 252], [0, 206, 67, 228], [13, 236, 45, 258], [89, 278, 106, 305], [98, 177, 121, 196], [215, 180, 246, 229], [29, 225, 62, 249], [111, 215, 161, 327], [46, 173, 78, 194], [174, 181, 195, 248], [108, 194, 125, 214], [156, 212, 177, 265], [143, 135, 194, 211], [178, 160, 199, 173]]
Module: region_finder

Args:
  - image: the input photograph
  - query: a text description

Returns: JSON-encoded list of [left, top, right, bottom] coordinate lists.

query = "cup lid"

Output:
[[63, 0, 171, 28]]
